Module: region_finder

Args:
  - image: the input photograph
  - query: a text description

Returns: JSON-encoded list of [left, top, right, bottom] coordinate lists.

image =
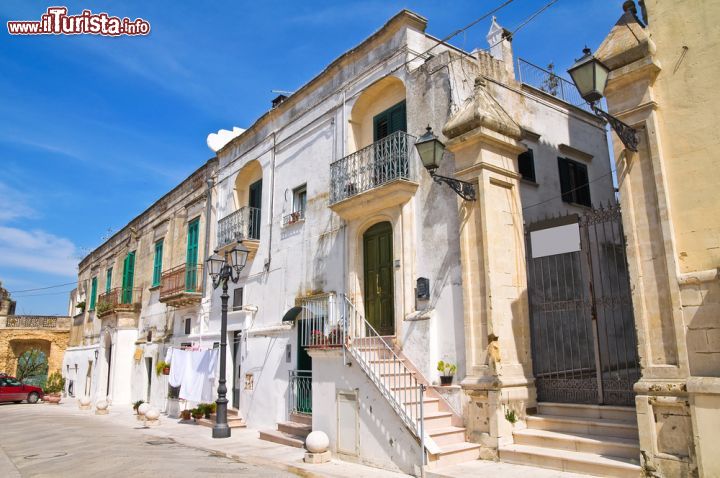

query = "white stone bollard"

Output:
[[144, 407, 161, 427], [304, 431, 331, 463], [78, 396, 91, 410], [95, 399, 109, 415]]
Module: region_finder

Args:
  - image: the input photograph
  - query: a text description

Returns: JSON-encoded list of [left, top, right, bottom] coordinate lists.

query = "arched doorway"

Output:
[[363, 222, 394, 336], [15, 349, 48, 387]]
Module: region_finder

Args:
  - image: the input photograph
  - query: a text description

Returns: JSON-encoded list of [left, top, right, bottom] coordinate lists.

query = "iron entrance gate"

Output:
[[525, 203, 640, 406]]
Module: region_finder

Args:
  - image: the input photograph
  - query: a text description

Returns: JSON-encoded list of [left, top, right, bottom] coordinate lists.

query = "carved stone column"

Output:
[[442, 78, 534, 457]]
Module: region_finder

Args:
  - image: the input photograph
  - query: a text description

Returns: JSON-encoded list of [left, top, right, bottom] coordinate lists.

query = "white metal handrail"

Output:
[[342, 295, 425, 443]]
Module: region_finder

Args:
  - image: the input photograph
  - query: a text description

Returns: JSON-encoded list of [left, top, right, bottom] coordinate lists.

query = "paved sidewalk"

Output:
[[2, 400, 594, 477]]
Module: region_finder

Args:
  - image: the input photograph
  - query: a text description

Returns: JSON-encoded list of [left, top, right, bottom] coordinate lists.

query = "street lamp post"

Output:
[[567, 47, 639, 152], [206, 241, 249, 439]]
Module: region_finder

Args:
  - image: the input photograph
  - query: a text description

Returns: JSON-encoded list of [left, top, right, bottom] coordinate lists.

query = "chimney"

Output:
[[486, 17, 515, 79], [271, 94, 288, 109]]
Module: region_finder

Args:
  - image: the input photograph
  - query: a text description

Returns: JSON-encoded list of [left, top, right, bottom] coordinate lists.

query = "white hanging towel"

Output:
[[201, 348, 220, 402], [180, 348, 219, 403], [167, 349, 188, 388]]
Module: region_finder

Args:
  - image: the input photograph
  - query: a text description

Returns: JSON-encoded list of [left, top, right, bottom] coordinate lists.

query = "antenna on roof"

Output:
[[271, 90, 295, 95]]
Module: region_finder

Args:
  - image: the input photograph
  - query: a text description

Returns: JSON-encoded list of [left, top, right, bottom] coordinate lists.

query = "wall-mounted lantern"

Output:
[[415, 126, 476, 201]]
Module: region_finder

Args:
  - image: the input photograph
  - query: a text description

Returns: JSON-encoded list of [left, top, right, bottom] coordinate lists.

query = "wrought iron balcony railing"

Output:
[[217, 206, 261, 249], [329, 131, 416, 205], [516, 58, 591, 112], [160, 263, 203, 299], [96, 287, 142, 317]]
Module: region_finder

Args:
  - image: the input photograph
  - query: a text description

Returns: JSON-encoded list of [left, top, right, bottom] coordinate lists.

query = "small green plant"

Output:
[[75, 301, 86, 312], [197, 402, 217, 418], [132, 400, 145, 412], [504, 408, 518, 424], [43, 371, 65, 395], [190, 408, 203, 420], [156, 360, 170, 375], [96, 300, 113, 315], [437, 360, 457, 376]]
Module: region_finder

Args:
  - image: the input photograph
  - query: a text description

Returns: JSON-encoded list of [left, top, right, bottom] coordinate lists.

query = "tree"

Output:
[[16, 349, 48, 382], [541, 62, 560, 97]]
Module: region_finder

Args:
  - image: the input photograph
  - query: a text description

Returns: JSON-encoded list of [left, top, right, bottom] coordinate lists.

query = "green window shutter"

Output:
[[152, 240, 163, 287], [186, 219, 199, 292], [575, 162, 591, 207], [121, 251, 135, 304], [558, 157, 573, 203], [372, 100, 406, 142], [89, 277, 97, 311], [105, 268, 112, 294], [389, 101, 406, 134]]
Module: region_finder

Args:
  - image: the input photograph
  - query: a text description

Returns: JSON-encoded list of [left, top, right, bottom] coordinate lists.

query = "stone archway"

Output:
[[13, 343, 50, 386]]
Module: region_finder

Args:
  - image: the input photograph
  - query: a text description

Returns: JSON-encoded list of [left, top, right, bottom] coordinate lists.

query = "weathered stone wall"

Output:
[[0, 326, 70, 377]]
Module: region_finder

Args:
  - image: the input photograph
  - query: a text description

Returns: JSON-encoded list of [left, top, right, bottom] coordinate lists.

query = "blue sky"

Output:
[[0, 0, 626, 314]]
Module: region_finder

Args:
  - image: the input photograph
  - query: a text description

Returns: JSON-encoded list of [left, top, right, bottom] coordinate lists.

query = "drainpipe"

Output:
[[202, 175, 214, 294], [265, 133, 277, 272]]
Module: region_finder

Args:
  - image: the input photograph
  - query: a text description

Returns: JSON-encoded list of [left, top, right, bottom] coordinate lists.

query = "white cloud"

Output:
[[0, 226, 78, 277], [0, 181, 36, 221]]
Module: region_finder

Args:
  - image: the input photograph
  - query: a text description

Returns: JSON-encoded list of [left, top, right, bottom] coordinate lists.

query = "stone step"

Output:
[[378, 372, 415, 388], [195, 417, 246, 429], [427, 441, 481, 469], [526, 415, 639, 440], [404, 397, 440, 416], [258, 429, 305, 448], [278, 420, 312, 439], [427, 426, 467, 447], [500, 443, 641, 478], [228, 407, 241, 417], [390, 385, 423, 401], [537, 402, 637, 423], [289, 412, 312, 426], [513, 428, 640, 459], [423, 411, 453, 430]]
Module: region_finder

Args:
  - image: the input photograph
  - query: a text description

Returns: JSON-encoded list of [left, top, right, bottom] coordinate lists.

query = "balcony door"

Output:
[[185, 218, 199, 291], [248, 179, 262, 240], [363, 222, 394, 336], [121, 251, 135, 304], [373, 101, 407, 186]]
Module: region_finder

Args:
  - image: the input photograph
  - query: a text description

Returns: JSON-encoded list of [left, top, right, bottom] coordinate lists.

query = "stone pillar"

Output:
[[442, 78, 534, 457], [596, 4, 720, 476]]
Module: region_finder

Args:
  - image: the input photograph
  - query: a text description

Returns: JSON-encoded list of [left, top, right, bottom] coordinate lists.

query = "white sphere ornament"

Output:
[[138, 403, 151, 416], [79, 396, 91, 406], [305, 431, 329, 453], [145, 407, 160, 420], [96, 400, 108, 410]]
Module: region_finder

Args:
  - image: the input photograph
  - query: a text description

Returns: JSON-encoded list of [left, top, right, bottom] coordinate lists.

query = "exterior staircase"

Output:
[[259, 412, 311, 448], [196, 407, 247, 429], [500, 402, 642, 477], [349, 332, 481, 469]]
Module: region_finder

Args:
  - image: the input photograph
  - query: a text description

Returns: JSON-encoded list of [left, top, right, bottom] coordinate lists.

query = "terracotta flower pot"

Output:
[[162, 367, 170, 375], [45, 393, 62, 404]]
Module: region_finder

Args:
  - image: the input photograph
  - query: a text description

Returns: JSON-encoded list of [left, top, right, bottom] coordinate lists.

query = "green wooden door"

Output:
[[186, 218, 199, 291], [121, 251, 135, 304], [363, 222, 394, 336]]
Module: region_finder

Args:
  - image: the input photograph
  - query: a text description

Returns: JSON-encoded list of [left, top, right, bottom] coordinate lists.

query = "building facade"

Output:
[[596, 1, 720, 476], [209, 10, 616, 474], [63, 159, 217, 406]]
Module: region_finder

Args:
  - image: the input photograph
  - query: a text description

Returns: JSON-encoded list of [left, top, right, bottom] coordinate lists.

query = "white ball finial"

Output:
[[305, 431, 329, 453]]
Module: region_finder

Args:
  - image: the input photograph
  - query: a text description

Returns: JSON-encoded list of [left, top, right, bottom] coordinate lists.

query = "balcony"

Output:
[[329, 131, 418, 220], [159, 263, 203, 307], [96, 287, 141, 325], [216, 206, 261, 254], [516, 58, 592, 113]]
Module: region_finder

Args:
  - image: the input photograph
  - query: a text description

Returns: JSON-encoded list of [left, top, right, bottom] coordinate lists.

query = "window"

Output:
[[89, 277, 98, 311], [233, 287, 244, 311], [152, 240, 163, 287], [518, 149, 536, 183], [284, 185, 307, 225], [373, 100, 406, 141], [105, 267, 112, 294], [186, 219, 199, 291], [184, 318, 191, 335], [557, 157, 591, 207]]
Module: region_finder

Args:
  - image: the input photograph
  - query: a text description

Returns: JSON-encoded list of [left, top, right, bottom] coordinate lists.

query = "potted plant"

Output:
[[43, 371, 65, 404], [180, 409, 192, 421], [156, 360, 170, 375], [437, 360, 457, 386], [75, 301, 86, 313], [132, 400, 145, 414], [191, 408, 204, 421]]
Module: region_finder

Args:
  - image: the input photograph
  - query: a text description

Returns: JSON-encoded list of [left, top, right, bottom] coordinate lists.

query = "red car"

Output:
[[0, 375, 43, 404]]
